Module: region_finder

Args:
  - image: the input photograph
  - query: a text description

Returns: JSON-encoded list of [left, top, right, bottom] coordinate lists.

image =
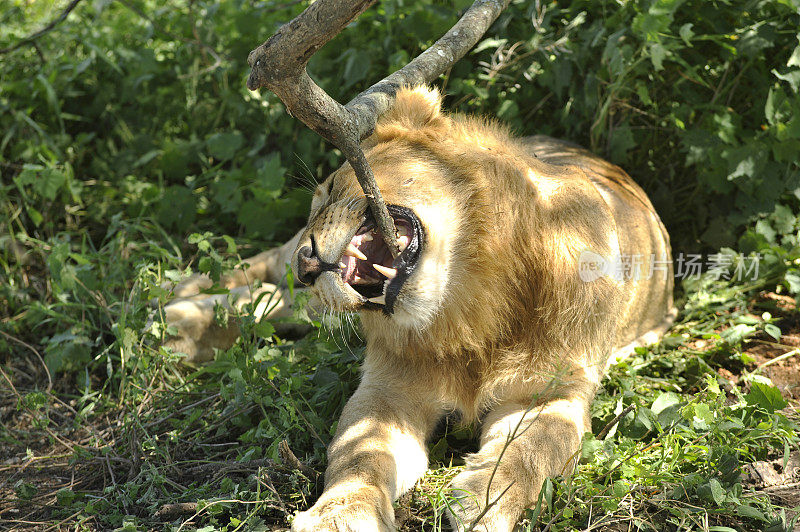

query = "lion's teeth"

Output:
[[368, 295, 386, 305], [344, 243, 368, 261], [339, 262, 346, 269], [362, 233, 373, 242], [372, 264, 397, 279], [397, 235, 410, 251]]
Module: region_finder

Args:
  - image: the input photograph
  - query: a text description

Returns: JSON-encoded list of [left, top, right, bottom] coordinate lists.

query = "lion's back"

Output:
[[521, 135, 675, 357]]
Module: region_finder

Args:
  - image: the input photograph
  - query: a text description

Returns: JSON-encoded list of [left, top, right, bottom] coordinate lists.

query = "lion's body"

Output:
[[165, 87, 674, 531]]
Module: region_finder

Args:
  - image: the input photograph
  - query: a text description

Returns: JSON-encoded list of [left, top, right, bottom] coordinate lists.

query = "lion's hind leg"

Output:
[[159, 230, 308, 363], [607, 305, 678, 369], [171, 229, 304, 298], [448, 395, 591, 532], [162, 283, 297, 363]]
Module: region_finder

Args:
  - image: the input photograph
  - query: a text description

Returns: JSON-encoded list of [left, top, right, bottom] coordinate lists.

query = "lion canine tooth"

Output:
[[362, 233, 373, 242], [372, 264, 397, 279], [339, 262, 346, 269], [368, 295, 386, 305], [344, 243, 368, 261], [397, 235, 410, 251]]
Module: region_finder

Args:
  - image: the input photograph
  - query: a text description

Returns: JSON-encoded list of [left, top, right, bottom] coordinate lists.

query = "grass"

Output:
[[1, 241, 799, 531], [1, 0, 800, 529]]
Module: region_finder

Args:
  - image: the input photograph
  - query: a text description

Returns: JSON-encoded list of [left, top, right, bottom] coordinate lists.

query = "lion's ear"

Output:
[[382, 86, 443, 126], [371, 86, 448, 140]]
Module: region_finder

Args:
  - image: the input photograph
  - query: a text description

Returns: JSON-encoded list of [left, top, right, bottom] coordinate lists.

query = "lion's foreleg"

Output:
[[448, 395, 591, 532], [292, 379, 441, 532]]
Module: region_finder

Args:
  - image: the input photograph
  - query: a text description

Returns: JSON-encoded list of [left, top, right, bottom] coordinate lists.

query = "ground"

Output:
[[1, 287, 798, 531]]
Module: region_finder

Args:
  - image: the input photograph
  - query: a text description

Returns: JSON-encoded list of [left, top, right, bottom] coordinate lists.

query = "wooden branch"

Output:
[[247, 0, 510, 256]]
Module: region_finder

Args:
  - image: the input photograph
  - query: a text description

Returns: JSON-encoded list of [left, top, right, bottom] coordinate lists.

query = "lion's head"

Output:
[[291, 87, 463, 330]]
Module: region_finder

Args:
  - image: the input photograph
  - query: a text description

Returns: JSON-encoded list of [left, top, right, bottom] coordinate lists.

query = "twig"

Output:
[[278, 439, 318, 479], [597, 403, 636, 440], [462, 376, 562, 531], [0, 0, 85, 54], [182, 458, 277, 477], [257, 466, 289, 515], [41, 510, 83, 532], [247, 0, 511, 254], [756, 348, 799, 370], [0, 330, 52, 391]]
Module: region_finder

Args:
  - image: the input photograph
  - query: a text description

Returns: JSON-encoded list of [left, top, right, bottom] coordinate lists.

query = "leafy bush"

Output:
[[1, 0, 799, 529]]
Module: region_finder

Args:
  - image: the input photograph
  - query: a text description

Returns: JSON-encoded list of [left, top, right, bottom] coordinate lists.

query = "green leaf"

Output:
[[632, 13, 669, 41], [697, 478, 726, 505], [254, 153, 286, 192], [787, 43, 800, 68], [26, 206, 43, 226], [341, 50, 372, 90], [737, 504, 767, 522], [14, 480, 37, 501], [207, 132, 244, 162], [581, 433, 603, 460], [721, 323, 757, 345], [496, 100, 519, 122], [745, 382, 788, 413], [692, 403, 714, 430], [764, 323, 781, 340], [709, 478, 725, 505], [37, 167, 66, 200], [651, 392, 681, 415], [253, 320, 275, 339], [609, 126, 636, 162], [784, 271, 800, 295], [157, 186, 197, 233], [652, 392, 682, 427], [773, 68, 800, 94], [649, 43, 667, 71], [679, 23, 694, 45], [198, 256, 212, 274]]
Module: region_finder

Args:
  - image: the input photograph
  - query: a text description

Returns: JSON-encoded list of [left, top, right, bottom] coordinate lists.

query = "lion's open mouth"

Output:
[[339, 205, 423, 313]]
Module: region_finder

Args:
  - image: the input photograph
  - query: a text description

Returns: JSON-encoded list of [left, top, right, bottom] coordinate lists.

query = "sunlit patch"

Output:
[[528, 168, 561, 202]]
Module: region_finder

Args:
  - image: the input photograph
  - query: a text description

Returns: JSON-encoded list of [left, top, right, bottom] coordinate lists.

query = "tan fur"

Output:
[[165, 86, 674, 530]]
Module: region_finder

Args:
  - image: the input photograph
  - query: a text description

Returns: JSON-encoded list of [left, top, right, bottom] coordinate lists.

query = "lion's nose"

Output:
[[296, 245, 323, 286]]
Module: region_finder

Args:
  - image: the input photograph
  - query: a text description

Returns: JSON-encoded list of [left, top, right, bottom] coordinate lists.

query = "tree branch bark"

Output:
[[247, 0, 510, 256]]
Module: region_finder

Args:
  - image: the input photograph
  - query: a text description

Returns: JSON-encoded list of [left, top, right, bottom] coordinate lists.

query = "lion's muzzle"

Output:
[[296, 236, 340, 286]]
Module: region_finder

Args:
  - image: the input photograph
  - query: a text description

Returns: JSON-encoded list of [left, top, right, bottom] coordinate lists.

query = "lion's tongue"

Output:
[[341, 232, 397, 286], [341, 255, 358, 283]]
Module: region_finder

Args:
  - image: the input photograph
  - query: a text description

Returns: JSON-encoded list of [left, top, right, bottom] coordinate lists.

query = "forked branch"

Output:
[[247, 0, 510, 256]]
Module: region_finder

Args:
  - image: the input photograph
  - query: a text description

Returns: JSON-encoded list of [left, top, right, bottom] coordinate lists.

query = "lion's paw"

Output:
[[291, 488, 395, 532], [447, 458, 521, 532]]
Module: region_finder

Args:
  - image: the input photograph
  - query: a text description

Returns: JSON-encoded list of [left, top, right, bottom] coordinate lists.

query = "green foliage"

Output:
[[447, 0, 800, 249], [1, 0, 799, 530], [516, 291, 800, 531]]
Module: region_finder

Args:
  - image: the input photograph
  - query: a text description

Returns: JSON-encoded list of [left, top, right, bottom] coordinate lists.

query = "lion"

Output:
[[163, 86, 675, 531]]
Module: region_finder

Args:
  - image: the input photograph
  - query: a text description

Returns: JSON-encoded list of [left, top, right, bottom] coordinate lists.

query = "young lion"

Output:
[[164, 86, 675, 531]]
